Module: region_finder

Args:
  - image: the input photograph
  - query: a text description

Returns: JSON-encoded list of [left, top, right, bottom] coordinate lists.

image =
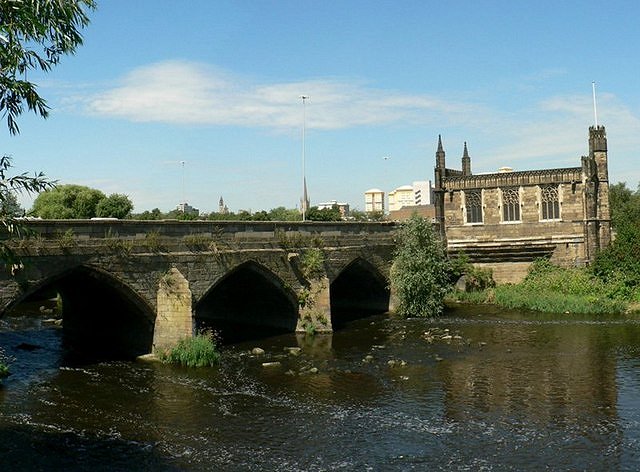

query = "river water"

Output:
[[2, 304, 640, 471]]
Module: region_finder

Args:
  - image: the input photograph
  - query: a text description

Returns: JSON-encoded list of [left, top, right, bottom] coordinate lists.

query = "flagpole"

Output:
[[592, 81, 598, 127]]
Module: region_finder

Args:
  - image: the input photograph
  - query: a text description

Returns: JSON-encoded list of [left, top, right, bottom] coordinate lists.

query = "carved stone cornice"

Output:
[[442, 167, 582, 191]]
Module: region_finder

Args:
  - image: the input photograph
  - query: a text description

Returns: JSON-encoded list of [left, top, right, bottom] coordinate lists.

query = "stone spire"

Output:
[[436, 135, 446, 170], [462, 141, 471, 176]]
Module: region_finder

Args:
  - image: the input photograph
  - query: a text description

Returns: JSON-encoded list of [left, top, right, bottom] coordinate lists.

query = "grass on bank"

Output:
[[161, 330, 220, 368], [449, 258, 638, 315]]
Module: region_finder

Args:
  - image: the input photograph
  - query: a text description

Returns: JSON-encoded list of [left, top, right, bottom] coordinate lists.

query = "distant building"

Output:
[[388, 185, 414, 212], [176, 202, 199, 216], [364, 188, 385, 213], [218, 196, 229, 214], [388, 181, 433, 212], [386, 181, 434, 221], [412, 180, 433, 205], [317, 200, 350, 218]]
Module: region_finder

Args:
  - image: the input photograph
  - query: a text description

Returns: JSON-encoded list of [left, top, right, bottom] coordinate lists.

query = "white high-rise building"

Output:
[[412, 180, 433, 206], [364, 188, 385, 213], [388, 181, 433, 212], [388, 185, 414, 212]]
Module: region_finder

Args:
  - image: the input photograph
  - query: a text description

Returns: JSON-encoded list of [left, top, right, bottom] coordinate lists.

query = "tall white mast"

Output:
[[592, 81, 598, 127], [300, 95, 309, 221]]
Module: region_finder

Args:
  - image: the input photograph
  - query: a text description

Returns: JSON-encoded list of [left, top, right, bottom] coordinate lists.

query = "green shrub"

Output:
[[592, 220, 640, 290], [183, 233, 211, 251], [390, 215, 451, 317], [492, 258, 628, 314], [300, 248, 325, 280], [493, 283, 626, 314], [144, 231, 165, 252], [463, 264, 495, 291], [57, 229, 76, 249], [162, 330, 220, 368], [448, 252, 469, 281]]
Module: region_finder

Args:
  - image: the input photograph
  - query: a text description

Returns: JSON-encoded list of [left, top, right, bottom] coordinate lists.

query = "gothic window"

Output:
[[465, 190, 483, 224], [502, 187, 520, 222], [540, 185, 560, 220]]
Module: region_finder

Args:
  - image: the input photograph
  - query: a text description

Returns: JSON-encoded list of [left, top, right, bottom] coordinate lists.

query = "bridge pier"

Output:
[[296, 276, 332, 335], [153, 268, 193, 354]]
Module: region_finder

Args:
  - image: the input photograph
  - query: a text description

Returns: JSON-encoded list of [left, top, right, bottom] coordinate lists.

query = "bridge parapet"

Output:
[[7, 219, 395, 240]]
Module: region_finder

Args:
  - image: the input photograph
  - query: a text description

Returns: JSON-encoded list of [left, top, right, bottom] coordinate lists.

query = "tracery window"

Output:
[[465, 190, 483, 224], [502, 187, 520, 222], [540, 185, 560, 220]]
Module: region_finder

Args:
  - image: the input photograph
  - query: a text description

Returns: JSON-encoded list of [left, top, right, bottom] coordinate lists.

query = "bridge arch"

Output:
[[330, 257, 390, 328], [10, 265, 154, 359], [195, 261, 299, 343]]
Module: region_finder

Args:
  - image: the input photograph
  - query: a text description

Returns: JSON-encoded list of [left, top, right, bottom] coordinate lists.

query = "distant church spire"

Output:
[[218, 196, 228, 214]]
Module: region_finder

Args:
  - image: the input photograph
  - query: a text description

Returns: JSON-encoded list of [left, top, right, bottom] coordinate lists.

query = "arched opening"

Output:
[[6, 266, 154, 361], [195, 262, 298, 344], [330, 258, 390, 329]]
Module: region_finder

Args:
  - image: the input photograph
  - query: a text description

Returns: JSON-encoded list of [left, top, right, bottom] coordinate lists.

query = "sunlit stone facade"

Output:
[[434, 127, 611, 283]]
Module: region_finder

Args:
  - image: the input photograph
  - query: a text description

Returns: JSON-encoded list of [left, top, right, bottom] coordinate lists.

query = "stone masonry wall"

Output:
[[0, 221, 397, 351]]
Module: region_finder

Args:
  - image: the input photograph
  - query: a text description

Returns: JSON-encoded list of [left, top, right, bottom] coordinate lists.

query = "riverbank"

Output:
[[448, 258, 640, 315]]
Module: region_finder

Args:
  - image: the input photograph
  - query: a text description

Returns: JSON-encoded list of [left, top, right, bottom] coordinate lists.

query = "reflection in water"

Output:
[[2, 305, 640, 470]]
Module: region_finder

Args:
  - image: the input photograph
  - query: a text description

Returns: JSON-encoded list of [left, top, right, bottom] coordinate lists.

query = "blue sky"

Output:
[[5, 0, 640, 213]]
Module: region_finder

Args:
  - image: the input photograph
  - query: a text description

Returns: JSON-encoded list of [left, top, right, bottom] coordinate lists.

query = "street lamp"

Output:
[[180, 160, 186, 204], [300, 95, 309, 221]]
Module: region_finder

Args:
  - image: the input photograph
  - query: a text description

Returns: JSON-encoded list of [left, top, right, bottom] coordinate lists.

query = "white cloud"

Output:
[[76, 60, 640, 189], [473, 92, 640, 179], [83, 60, 483, 130]]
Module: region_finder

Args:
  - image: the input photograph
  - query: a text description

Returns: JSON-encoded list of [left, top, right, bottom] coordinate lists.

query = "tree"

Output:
[[95, 193, 133, 219], [1, 0, 96, 134], [1, 0, 94, 268], [367, 210, 386, 221], [31, 184, 105, 219], [306, 205, 342, 221], [134, 208, 163, 220], [390, 215, 452, 317], [0, 189, 22, 217], [349, 209, 369, 221], [592, 181, 640, 288], [0, 155, 53, 257], [251, 210, 270, 221], [268, 206, 301, 221], [609, 182, 640, 229]]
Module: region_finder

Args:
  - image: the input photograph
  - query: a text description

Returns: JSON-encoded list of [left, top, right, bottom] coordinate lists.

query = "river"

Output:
[[2, 304, 640, 471]]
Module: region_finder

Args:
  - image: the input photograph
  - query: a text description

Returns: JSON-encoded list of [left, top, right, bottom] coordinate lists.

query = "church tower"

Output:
[[582, 125, 611, 260]]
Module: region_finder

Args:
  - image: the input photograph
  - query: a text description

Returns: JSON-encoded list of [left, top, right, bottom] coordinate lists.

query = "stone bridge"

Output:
[[0, 220, 397, 358]]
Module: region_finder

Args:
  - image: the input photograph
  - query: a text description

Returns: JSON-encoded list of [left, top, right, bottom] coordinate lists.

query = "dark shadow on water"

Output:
[[196, 319, 291, 345], [0, 423, 181, 472]]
